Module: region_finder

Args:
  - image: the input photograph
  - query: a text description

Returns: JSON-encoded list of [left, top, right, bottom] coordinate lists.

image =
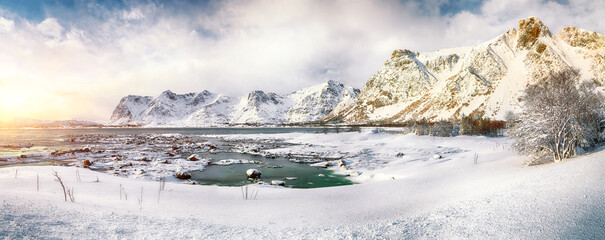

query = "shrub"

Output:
[[509, 68, 604, 163]]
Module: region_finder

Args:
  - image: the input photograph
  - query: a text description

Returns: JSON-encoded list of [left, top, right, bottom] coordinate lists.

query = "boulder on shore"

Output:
[[82, 160, 93, 168], [188, 154, 199, 161]]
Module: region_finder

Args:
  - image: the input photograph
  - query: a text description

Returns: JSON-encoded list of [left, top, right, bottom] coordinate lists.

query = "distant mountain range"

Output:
[[109, 80, 359, 126], [110, 16, 605, 127], [0, 119, 102, 128]]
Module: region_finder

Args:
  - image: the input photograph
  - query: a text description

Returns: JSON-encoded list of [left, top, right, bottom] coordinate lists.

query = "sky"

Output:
[[0, 0, 603, 122]]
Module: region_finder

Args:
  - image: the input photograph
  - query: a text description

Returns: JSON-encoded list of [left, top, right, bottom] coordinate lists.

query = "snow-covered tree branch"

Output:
[[510, 68, 604, 164]]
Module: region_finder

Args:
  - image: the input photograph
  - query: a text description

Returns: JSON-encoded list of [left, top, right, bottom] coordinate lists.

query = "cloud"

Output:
[[0, 16, 13, 32], [122, 7, 144, 20], [36, 18, 63, 39], [0, 0, 602, 121]]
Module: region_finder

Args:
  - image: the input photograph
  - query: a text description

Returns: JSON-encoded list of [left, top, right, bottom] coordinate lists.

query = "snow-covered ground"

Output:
[[1, 132, 605, 239]]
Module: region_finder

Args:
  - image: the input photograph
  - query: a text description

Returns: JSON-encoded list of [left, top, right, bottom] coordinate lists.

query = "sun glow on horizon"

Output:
[[0, 84, 66, 122], [0, 85, 31, 122]]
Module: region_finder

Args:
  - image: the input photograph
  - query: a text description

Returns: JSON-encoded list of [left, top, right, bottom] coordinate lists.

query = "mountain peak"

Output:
[[324, 79, 344, 89], [160, 89, 176, 96], [517, 16, 552, 49], [248, 90, 265, 97], [390, 49, 417, 59], [557, 26, 605, 50]]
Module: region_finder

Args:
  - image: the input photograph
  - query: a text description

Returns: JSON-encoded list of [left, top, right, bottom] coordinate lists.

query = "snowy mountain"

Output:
[[287, 80, 359, 123], [109, 80, 359, 126], [230, 90, 289, 124], [324, 17, 605, 123], [109, 95, 154, 125], [230, 80, 360, 124], [110, 91, 226, 125], [187, 94, 238, 126], [142, 90, 227, 125]]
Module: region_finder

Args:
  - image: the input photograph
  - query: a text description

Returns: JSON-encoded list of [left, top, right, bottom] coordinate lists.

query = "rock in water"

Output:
[[246, 169, 262, 179], [271, 180, 285, 186], [175, 168, 192, 180]]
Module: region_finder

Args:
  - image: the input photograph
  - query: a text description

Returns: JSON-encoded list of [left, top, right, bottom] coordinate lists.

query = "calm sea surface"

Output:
[[0, 127, 354, 156]]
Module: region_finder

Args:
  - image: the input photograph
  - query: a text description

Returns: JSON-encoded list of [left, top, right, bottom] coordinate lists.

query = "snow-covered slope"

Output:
[[230, 80, 360, 124], [109, 95, 153, 125], [2, 133, 605, 238], [187, 94, 238, 126], [142, 90, 216, 125], [109, 80, 359, 126], [286, 80, 359, 123], [230, 90, 289, 124], [324, 17, 605, 123]]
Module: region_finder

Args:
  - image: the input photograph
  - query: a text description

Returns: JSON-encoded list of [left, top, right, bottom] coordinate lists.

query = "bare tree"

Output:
[[510, 68, 603, 164], [52, 170, 75, 202]]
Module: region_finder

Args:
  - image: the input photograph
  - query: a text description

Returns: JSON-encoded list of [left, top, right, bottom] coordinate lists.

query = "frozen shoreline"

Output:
[[1, 132, 605, 238], [0, 127, 365, 184]]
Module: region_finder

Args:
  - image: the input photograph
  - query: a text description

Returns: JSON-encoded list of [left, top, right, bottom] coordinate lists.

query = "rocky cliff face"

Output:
[[109, 80, 359, 126], [324, 17, 605, 123]]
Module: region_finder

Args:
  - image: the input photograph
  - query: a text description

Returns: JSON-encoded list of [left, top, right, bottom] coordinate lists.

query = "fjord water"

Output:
[[191, 152, 353, 188], [0, 127, 354, 188]]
